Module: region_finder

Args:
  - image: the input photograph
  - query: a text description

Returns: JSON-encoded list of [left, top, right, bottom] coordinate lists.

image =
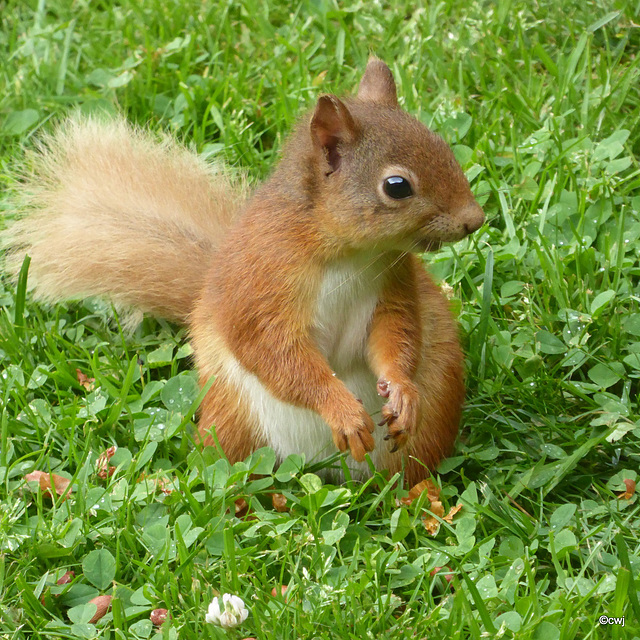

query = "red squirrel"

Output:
[[3, 58, 484, 484]]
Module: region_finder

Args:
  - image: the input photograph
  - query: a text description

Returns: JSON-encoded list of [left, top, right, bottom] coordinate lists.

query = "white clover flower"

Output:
[[205, 593, 249, 628]]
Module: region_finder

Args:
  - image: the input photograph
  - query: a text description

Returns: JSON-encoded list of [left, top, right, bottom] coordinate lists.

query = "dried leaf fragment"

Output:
[[96, 446, 117, 479], [401, 478, 441, 506], [157, 477, 173, 495], [443, 503, 463, 523], [422, 500, 445, 535], [24, 471, 71, 499], [618, 478, 636, 500], [136, 473, 174, 495], [76, 368, 95, 391]]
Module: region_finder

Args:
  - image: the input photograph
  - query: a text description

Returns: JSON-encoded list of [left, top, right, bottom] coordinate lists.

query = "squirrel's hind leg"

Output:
[[196, 372, 267, 462]]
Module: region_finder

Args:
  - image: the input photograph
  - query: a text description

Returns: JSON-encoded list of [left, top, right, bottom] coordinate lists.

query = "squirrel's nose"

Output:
[[460, 201, 485, 235]]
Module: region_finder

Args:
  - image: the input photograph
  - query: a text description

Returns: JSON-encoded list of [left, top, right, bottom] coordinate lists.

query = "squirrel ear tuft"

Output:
[[310, 95, 357, 174], [357, 57, 397, 107]]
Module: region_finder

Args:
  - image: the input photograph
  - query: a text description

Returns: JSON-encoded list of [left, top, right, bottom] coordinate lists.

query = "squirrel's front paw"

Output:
[[327, 399, 376, 462], [377, 378, 420, 452]]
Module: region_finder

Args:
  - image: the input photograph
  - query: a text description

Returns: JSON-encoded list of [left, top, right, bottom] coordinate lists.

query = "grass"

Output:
[[1, 0, 640, 638]]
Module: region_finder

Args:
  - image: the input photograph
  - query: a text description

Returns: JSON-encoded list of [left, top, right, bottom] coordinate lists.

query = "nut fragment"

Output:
[[88, 595, 112, 623], [150, 608, 169, 626]]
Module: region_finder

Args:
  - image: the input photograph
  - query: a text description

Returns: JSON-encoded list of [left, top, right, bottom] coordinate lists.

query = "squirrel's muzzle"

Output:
[[459, 201, 485, 236]]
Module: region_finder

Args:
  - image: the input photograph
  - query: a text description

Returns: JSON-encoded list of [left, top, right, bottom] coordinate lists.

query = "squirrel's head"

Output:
[[304, 57, 484, 253]]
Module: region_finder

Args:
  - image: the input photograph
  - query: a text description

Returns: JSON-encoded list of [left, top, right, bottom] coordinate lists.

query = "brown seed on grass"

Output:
[[57, 570, 75, 585], [234, 498, 249, 517], [270, 585, 288, 598], [430, 566, 454, 585], [87, 595, 112, 623], [271, 493, 288, 512]]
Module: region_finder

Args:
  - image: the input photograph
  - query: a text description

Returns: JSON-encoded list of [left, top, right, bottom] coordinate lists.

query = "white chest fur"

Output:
[[312, 255, 385, 372], [223, 254, 390, 476]]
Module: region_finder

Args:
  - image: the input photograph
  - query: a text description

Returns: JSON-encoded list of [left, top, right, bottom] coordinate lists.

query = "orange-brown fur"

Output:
[[197, 375, 266, 461], [2, 58, 483, 483]]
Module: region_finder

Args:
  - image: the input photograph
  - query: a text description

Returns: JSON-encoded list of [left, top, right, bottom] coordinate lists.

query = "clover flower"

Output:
[[205, 593, 249, 628]]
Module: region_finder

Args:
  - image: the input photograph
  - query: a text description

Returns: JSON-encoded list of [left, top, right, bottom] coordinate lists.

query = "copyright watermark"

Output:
[[599, 615, 624, 626]]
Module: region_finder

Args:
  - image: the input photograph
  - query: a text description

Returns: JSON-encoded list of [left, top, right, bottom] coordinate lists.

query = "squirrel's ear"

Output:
[[310, 95, 357, 174], [357, 57, 397, 107]]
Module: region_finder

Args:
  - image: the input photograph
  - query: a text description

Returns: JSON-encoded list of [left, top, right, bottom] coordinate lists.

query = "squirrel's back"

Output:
[[2, 117, 247, 324]]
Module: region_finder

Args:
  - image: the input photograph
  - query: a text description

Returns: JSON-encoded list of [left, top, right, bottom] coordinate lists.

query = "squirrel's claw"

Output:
[[329, 399, 376, 462], [378, 379, 419, 453]]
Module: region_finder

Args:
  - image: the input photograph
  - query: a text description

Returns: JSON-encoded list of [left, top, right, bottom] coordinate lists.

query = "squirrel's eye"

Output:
[[383, 176, 413, 199]]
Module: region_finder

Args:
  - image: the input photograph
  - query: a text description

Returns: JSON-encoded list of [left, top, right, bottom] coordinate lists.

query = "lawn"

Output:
[[1, 1, 639, 638]]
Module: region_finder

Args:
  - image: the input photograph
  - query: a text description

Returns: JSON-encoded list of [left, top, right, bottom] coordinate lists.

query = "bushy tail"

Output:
[[2, 116, 247, 324]]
